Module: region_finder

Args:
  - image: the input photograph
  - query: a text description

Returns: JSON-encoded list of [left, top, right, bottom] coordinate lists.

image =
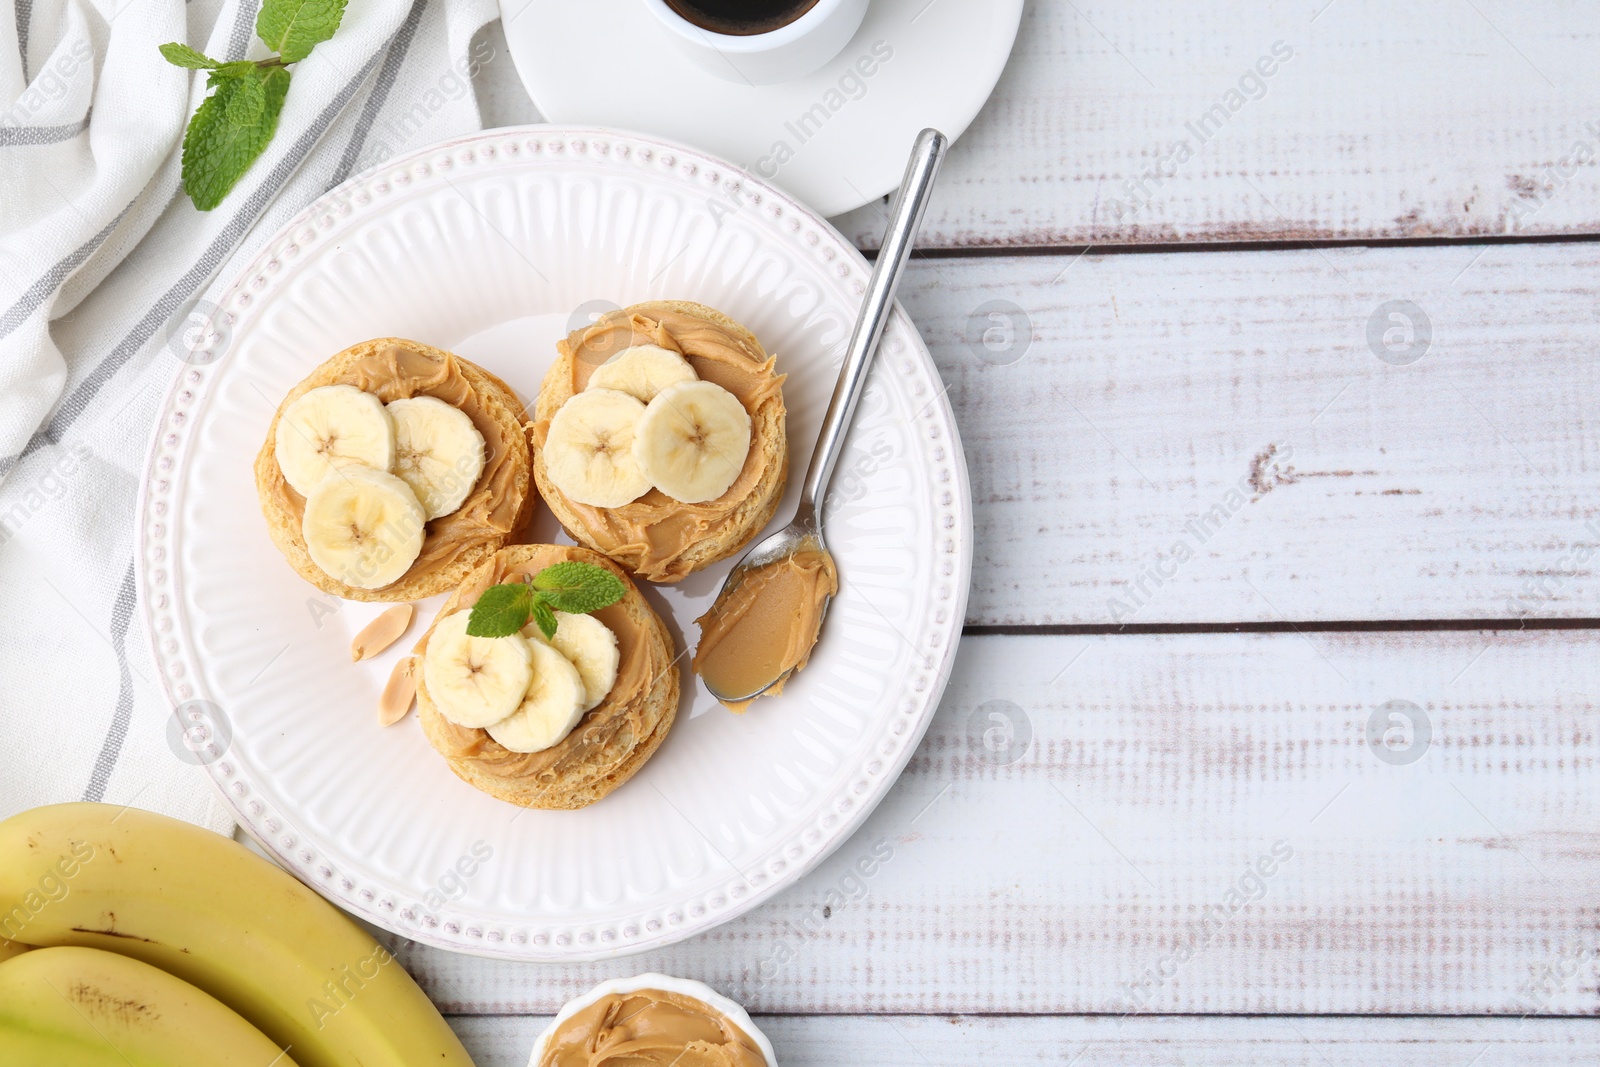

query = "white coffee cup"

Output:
[[640, 0, 870, 86]]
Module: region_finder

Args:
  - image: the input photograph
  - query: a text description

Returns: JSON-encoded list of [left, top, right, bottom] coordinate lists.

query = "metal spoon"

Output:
[[701, 127, 948, 704]]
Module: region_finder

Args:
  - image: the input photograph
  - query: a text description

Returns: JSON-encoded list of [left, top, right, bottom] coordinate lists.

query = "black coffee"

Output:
[[663, 0, 821, 36]]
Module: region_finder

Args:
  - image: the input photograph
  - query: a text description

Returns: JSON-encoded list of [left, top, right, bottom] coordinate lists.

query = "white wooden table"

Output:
[[444, 3, 1600, 1062]]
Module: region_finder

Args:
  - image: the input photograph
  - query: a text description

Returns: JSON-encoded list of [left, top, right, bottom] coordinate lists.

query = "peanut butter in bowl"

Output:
[[530, 974, 774, 1067]]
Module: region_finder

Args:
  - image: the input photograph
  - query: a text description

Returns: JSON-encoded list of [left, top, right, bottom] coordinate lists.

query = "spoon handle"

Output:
[[798, 127, 948, 520]]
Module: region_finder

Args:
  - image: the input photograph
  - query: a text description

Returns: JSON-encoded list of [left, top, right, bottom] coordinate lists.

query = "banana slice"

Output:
[[387, 396, 487, 519], [633, 379, 752, 503], [587, 344, 698, 403], [301, 466, 426, 589], [486, 639, 587, 753], [275, 384, 395, 496], [422, 610, 535, 728], [544, 388, 652, 507], [524, 611, 620, 711]]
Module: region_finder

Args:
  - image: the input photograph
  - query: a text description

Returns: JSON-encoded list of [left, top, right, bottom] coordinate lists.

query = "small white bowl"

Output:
[[527, 973, 778, 1066], [639, 0, 870, 85]]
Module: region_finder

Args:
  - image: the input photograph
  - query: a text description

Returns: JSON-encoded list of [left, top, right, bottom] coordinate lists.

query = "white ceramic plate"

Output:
[[498, 0, 1024, 216], [136, 126, 971, 961]]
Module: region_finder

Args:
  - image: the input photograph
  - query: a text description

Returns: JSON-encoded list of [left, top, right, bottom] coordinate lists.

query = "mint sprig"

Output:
[[466, 563, 626, 641], [159, 0, 347, 210], [257, 0, 347, 63]]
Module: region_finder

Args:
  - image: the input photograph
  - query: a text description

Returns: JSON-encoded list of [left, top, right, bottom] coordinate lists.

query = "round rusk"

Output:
[[415, 544, 681, 810], [529, 301, 788, 584], [254, 337, 535, 602]]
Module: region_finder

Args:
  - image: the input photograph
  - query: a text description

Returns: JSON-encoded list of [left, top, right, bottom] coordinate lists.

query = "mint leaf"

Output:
[[225, 72, 267, 126], [207, 60, 261, 86], [160, 42, 221, 69], [531, 561, 625, 615], [257, 0, 347, 64], [529, 598, 559, 641], [465, 564, 623, 640], [466, 583, 534, 638], [169, 0, 347, 211], [179, 65, 290, 211]]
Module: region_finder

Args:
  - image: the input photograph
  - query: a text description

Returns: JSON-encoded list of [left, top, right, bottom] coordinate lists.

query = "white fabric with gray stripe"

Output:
[[0, 0, 497, 828]]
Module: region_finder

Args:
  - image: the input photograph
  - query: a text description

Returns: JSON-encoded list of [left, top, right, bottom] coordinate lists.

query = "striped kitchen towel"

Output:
[[0, 0, 498, 829]]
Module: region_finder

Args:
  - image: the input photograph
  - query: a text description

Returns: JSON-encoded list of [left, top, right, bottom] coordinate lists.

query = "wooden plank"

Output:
[[393, 631, 1600, 1015], [829, 0, 1600, 248], [449, 1014, 1600, 1067], [893, 241, 1600, 626]]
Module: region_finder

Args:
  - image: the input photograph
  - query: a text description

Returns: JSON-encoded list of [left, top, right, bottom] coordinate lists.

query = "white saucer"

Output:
[[498, 0, 1023, 216]]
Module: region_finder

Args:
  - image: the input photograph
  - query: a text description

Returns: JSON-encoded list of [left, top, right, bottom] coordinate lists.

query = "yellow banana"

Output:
[[0, 938, 29, 963], [0, 944, 298, 1067], [0, 803, 475, 1067]]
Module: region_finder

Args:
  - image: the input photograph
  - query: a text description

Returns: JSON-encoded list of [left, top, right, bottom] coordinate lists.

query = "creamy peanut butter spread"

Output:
[[535, 311, 785, 583], [424, 546, 674, 783], [267, 343, 525, 582], [538, 989, 766, 1067], [694, 542, 837, 712]]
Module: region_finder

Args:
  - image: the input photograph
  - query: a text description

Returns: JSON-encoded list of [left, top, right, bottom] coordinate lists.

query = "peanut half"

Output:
[[378, 655, 419, 726], [350, 603, 414, 662]]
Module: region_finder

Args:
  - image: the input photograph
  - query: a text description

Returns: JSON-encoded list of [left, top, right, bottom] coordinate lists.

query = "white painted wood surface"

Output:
[[450, 1014, 1600, 1067], [399, 632, 1600, 1016], [456, 5, 1600, 1061], [838, 0, 1600, 249], [475, 2, 1600, 250], [899, 241, 1600, 625]]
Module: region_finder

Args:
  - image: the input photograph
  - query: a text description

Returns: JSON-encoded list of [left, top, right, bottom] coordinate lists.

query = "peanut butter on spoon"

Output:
[[694, 538, 837, 712], [693, 129, 946, 710]]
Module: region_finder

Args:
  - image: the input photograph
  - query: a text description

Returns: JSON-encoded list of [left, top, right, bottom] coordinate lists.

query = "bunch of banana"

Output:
[[0, 945, 299, 1066], [0, 803, 475, 1067], [547, 344, 752, 506], [424, 604, 619, 752], [276, 384, 487, 588]]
